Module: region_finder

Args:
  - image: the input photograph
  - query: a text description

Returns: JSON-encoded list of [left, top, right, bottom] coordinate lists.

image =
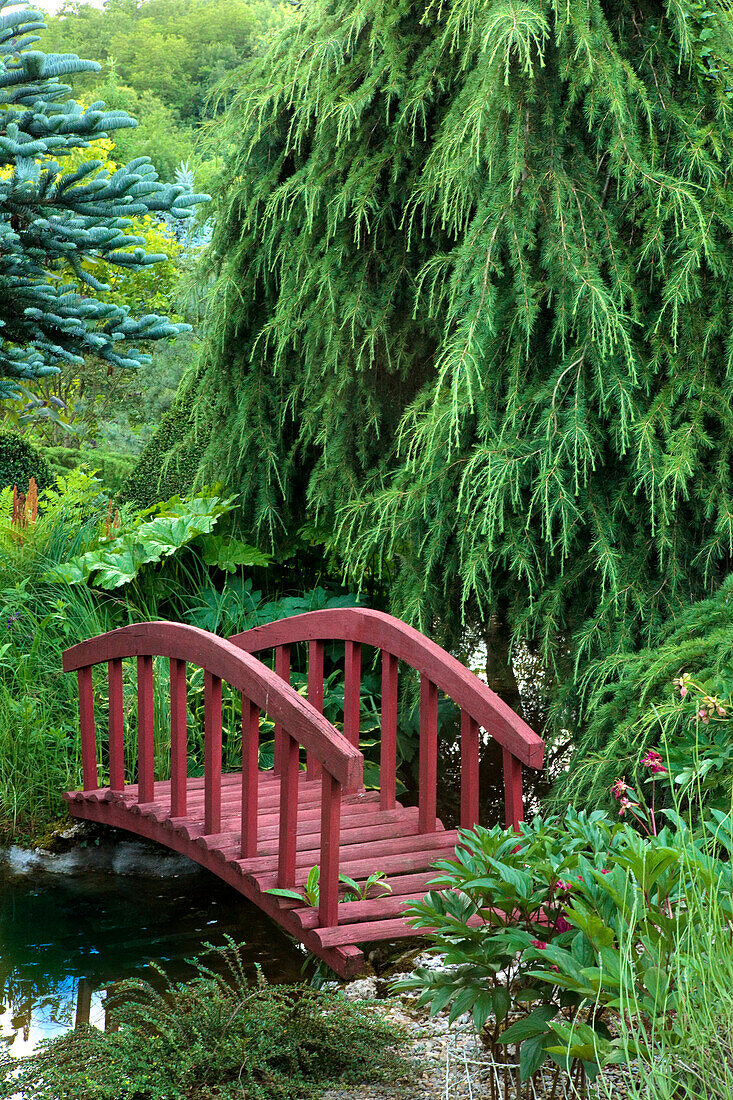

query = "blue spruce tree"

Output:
[[0, 1, 206, 399]]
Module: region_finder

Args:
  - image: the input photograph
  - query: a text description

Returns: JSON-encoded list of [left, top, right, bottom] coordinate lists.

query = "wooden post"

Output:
[[107, 659, 124, 793], [241, 697, 259, 858], [460, 711, 480, 829], [273, 644, 291, 775], [307, 639, 324, 780], [319, 770, 341, 928], [277, 731, 299, 887], [380, 652, 398, 810], [204, 670, 222, 834], [170, 658, 187, 817], [418, 676, 438, 834], [136, 655, 154, 803], [78, 665, 97, 791], [344, 640, 361, 748], [503, 748, 523, 831]]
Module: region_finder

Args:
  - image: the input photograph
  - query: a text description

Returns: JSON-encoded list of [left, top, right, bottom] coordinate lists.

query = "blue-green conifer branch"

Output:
[[0, 1, 207, 398]]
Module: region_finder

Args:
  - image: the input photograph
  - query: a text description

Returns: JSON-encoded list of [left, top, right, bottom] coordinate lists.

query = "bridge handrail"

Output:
[[229, 608, 544, 833], [63, 621, 363, 928], [62, 622, 362, 789], [229, 608, 543, 768]]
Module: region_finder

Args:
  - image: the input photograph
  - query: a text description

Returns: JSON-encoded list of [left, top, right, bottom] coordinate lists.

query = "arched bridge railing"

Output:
[[229, 608, 544, 833], [62, 622, 362, 928]]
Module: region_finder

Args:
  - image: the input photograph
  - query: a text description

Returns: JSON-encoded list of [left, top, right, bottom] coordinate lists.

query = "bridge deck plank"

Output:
[[65, 768, 466, 978]]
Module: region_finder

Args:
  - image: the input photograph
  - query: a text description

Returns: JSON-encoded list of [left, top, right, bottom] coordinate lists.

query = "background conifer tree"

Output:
[[158, 0, 733, 740], [0, 1, 205, 399]]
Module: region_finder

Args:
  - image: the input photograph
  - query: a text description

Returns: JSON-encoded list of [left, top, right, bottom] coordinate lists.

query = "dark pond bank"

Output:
[[0, 839, 303, 1056]]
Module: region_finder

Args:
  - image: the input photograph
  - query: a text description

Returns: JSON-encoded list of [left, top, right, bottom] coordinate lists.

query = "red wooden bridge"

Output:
[[63, 609, 544, 977]]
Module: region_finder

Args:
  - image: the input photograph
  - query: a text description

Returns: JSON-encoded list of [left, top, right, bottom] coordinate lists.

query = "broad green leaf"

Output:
[[500, 1004, 557, 1045], [519, 1033, 547, 1081]]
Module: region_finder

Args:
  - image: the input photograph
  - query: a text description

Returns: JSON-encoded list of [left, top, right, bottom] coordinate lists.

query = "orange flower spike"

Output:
[[27, 478, 38, 525]]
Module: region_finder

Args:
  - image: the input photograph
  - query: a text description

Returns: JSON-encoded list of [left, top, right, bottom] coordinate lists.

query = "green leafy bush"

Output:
[[46, 447, 136, 495], [45, 490, 236, 589], [1, 940, 409, 1099], [551, 574, 733, 812], [398, 757, 733, 1089], [0, 470, 366, 839], [0, 431, 53, 492]]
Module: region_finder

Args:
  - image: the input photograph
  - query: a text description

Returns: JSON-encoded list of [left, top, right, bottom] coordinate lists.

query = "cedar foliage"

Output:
[[187, 0, 733, 730]]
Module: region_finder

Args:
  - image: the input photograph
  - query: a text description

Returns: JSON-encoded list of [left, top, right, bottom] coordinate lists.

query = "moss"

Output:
[[0, 431, 53, 492]]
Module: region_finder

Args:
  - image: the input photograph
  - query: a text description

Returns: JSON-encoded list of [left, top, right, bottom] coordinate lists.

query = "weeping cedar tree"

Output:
[[183, 0, 733, 744], [0, 2, 207, 399]]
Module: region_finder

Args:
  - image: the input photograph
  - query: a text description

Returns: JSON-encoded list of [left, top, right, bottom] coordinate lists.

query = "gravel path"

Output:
[[320, 976, 605, 1100]]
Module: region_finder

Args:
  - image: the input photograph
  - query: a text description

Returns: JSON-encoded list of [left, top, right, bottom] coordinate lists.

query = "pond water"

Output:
[[0, 840, 304, 1057]]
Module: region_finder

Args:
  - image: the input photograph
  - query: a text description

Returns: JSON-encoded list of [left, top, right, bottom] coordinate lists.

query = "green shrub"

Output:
[[1, 940, 409, 1099], [397, 753, 733, 1091], [549, 574, 733, 813], [0, 469, 365, 840], [0, 430, 53, 492], [123, 370, 207, 508], [46, 446, 136, 494]]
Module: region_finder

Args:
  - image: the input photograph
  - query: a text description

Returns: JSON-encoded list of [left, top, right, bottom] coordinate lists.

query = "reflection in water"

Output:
[[0, 840, 304, 1056]]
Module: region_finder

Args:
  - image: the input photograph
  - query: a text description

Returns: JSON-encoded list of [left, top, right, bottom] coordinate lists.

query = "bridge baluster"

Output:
[[170, 658, 187, 817], [241, 697, 259, 858], [380, 652, 398, 810], [418, 676, 438, 833], [204, 671, 222, 834], [319, 770, 342, 927], [273, 645, 291, 775], [502, 748, 523, 831], [277, 731, 299, 887], [137, 656, 154, 803], [77, 666, 97, 791], [108, 658, 124, 793], [306, 640, 325, 780], [460, 711, 480, 829], [344, 641, 361, 748]]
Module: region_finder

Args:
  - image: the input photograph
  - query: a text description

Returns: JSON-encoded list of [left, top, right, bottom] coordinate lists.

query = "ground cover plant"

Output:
[[0, 939, 410, 1099], [399, 744, 733, 1098]]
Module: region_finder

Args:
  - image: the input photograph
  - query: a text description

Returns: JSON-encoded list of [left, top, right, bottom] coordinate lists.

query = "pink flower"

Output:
[[641, 751, 666, 775], [717, 706, 727, 717], [550, 965, 560, 972], [601, 869, 610, 875], [680, 685, 688, 698], [554, 880, 572, 894], [619, 797, 639, 817], [611, 778, 629, 800], [555, 915, 572, 933], [530, 939, 547, 950]]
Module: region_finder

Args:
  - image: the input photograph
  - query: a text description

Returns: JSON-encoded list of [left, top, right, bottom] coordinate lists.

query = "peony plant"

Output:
[[397, 751, 733, 1093]]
